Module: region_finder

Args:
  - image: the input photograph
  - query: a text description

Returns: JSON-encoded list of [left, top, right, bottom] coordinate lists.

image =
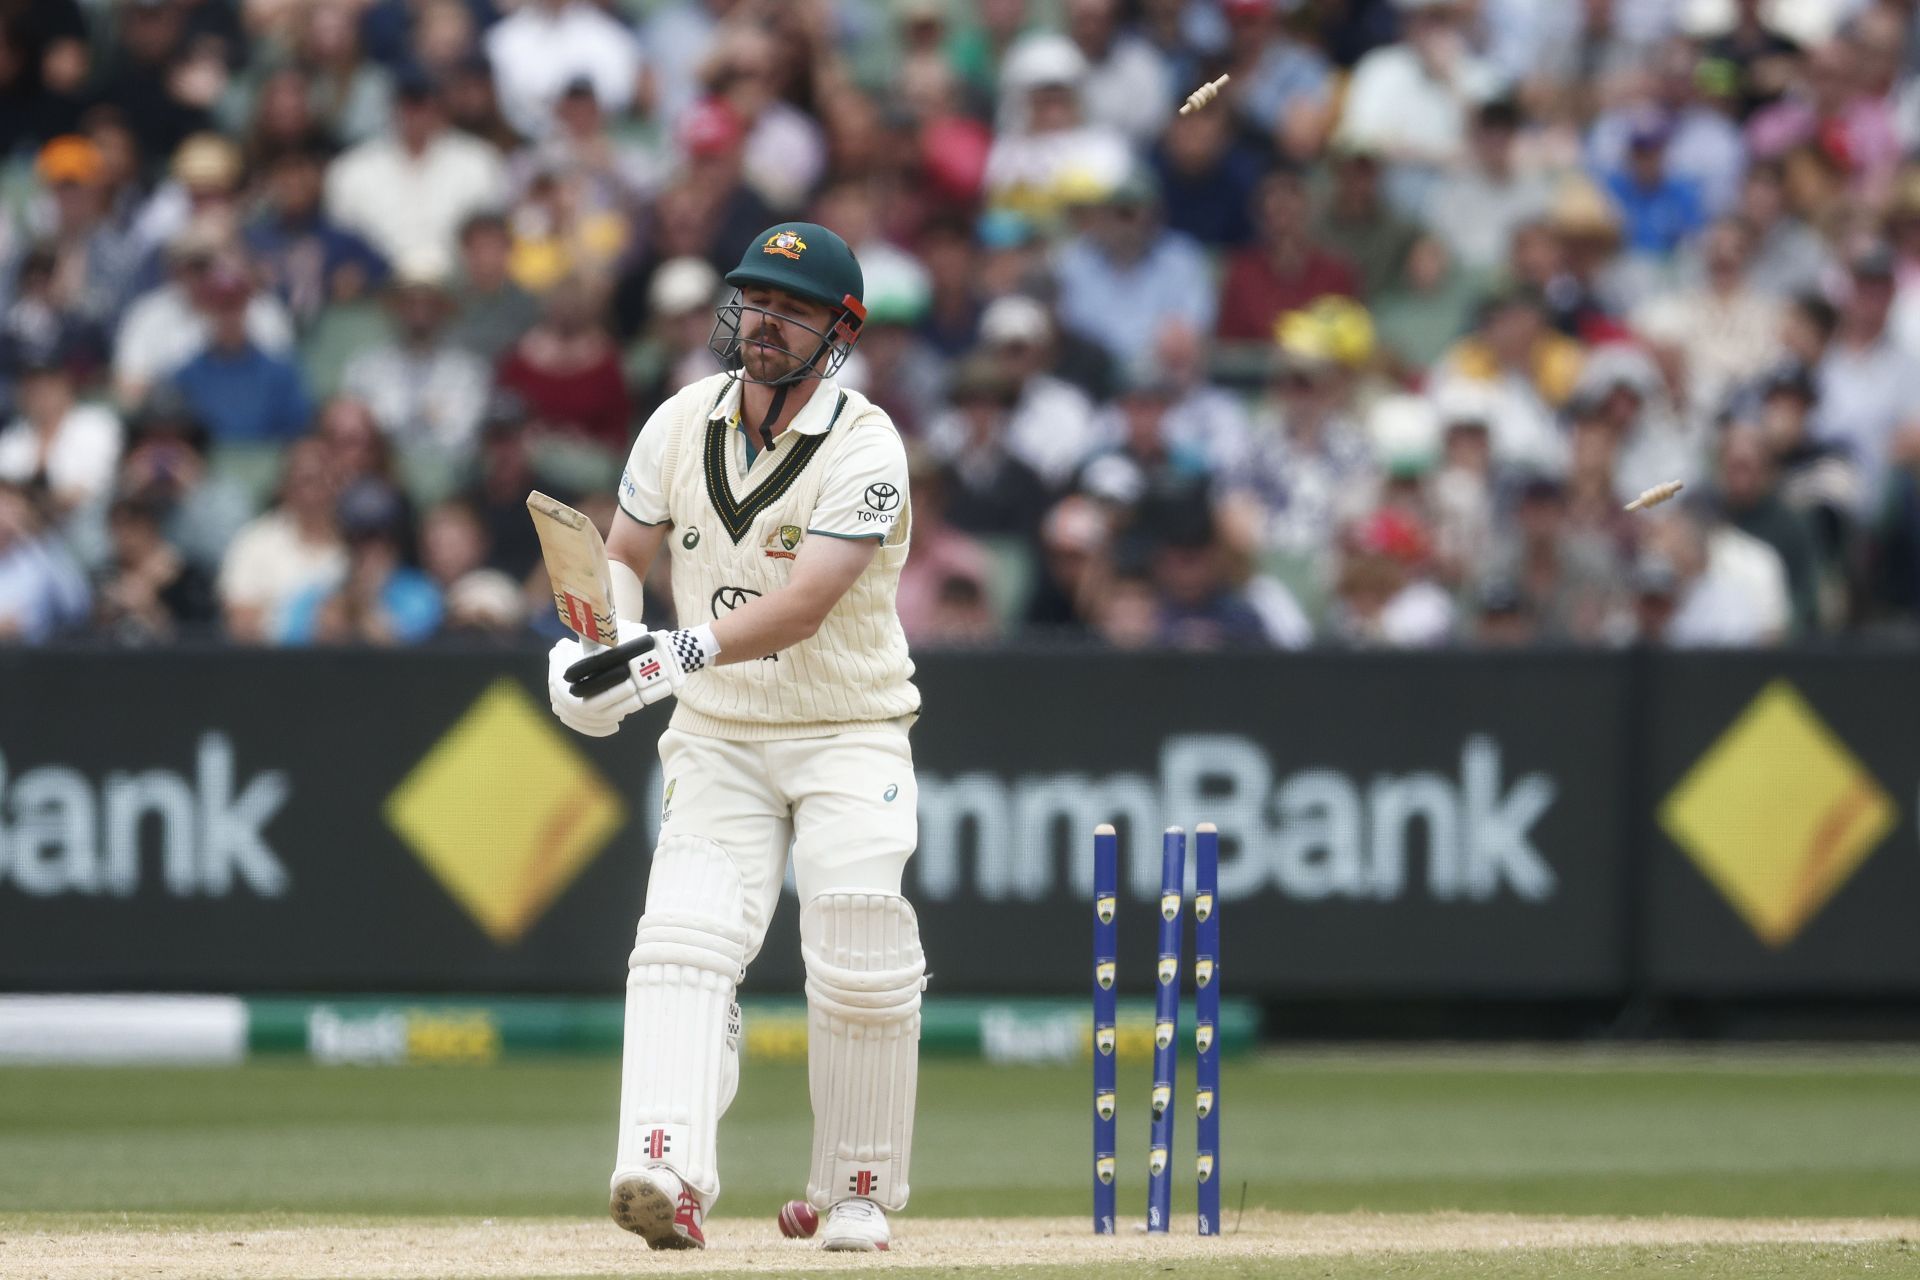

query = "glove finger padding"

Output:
[[565, 632, 657, 687]]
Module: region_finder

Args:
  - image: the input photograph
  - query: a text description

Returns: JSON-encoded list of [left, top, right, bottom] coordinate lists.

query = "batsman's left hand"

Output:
[[563, 619, 710, 720]]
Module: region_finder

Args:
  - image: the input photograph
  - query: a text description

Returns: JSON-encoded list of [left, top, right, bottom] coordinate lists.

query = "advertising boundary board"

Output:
[[2, 648, 1914, 998]]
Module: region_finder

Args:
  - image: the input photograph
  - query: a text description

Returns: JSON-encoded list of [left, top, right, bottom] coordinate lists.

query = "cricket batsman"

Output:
[[544, 223, 920, 1252]]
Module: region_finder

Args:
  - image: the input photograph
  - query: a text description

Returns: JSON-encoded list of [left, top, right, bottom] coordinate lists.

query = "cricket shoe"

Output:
[[819, 1197, 890, 1252], [609, 1165, 705, 1249]]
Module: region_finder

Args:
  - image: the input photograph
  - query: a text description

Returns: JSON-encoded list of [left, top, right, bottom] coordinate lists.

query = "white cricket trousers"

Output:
[[655, 719, 919, 961]]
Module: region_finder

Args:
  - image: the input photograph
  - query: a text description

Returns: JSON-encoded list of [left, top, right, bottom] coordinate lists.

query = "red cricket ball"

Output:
[[778, 1199, 819, 1239]]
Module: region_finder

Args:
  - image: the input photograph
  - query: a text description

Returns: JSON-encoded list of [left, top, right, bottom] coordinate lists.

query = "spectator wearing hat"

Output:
[[1313, 140, 1421, 301], [485, 0, 642, 142], [839, 251, 945, 441], [1817, 244, 1920, 522], [625, 255, 725, 411], [325, 69, 507, 271], [1218, 0, 1334, 159], [279, 477, 442, 645], [1599, 111, 1706, 258], [168, 260, 313, 443], [1588, 39, 1747, 219], [126, 133, 246, 286], [1054, 166, 1215, 369], [1215, 168, 1360, 344], [1230, 322, 1376, 577], [1150, 85, 1264, 250], [93, 490, 217, 643], [0, 479, 90, 642], [216, 437, 346, 641], [29, 135, 146, 330], [112, 223, 296, 407], [0, 338, 121, 520], [1531, 178, 1639, 343], [341, 254, 491, 453], [496, 273, 631, 455], [245, 144, 390, 330], [1337, 0, 1503, 215], [1059, 0, 1175, 144], [446, 212, 539, 362], [1326, 507, 1454, 648], [984, 33, 1131, 227], [1428, 97, 1554, 275], [933, 295, 1097, 488], [95, 0, 217, 167], [928, 354, 1054, 540]]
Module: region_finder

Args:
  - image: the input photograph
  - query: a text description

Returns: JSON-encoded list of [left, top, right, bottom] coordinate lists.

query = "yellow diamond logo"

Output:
[[1659, 680, 1895, 949], [385, 678, 626, 945]]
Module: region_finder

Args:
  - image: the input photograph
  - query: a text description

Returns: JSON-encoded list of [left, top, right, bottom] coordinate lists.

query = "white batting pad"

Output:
[[801, 892, 926, 1213], [616, 834, 750, 1207]]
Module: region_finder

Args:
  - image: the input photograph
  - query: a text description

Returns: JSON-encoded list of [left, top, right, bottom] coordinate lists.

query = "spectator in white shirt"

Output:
[[1336, 0, 1502, 215], [1062, 0, 1175, 145], [340, 256, 491, 454], [986, 34, 1133, 228], [966, 294, 1101, 488], [324, 71, 507, 272], [113, 223, 295, 408], [217, 437, 346, 643], [485, 0, 644, 142], [1817, 244, 1920, 522], [0, 342, 121, 521]]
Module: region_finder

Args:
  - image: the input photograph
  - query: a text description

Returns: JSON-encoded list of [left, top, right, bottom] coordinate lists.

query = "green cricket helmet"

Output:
[[709, 222, 868, 387]]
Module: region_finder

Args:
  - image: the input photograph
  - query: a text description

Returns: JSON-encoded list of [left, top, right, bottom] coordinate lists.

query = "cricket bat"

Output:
[[526, 490, 616, 652]]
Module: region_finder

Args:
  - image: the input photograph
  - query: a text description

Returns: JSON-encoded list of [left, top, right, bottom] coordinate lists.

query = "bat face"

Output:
[[526, 491, 617, 647]]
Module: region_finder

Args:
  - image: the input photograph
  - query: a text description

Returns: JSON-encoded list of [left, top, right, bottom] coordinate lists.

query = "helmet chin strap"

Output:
[[746, 332, 835, 453]]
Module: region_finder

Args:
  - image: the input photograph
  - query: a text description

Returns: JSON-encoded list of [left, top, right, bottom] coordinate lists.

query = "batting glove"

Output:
[[547, 637, 627, 737], [563, 619, 720, 722]]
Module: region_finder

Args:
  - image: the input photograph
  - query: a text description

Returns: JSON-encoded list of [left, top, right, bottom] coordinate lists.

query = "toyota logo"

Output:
[[711, 585, 762, 616], [864, 482, 901, 512]]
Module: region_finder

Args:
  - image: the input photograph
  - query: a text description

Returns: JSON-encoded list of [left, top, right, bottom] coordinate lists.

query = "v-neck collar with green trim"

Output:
[[701, 377, 848, 544]]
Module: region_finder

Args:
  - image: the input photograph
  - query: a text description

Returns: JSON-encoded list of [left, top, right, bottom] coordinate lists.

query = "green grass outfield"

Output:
[[4, 1048, 1919, 1277]]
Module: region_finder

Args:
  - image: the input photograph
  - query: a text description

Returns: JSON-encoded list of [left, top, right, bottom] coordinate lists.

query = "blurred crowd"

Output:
[[4, 0, 1920, 650]]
